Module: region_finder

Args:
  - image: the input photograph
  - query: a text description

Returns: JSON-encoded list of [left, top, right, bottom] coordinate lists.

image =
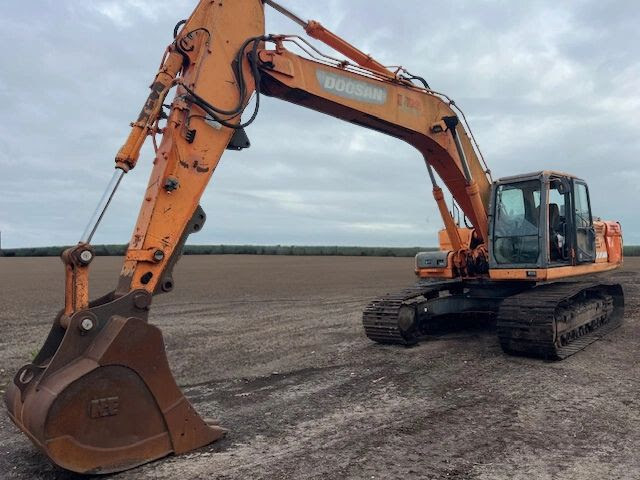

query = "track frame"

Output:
[[363, 278, 624, 360]]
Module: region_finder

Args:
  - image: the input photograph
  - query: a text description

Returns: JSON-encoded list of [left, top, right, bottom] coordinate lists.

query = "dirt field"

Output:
[[1, 255, 639, 480]]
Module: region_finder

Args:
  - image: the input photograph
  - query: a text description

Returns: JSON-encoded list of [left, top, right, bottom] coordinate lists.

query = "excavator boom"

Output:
[[255, 42, 491, 236]]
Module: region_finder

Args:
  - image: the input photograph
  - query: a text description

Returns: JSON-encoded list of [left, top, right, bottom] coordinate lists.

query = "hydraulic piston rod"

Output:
[[263, 0, 392, 77], [425, 160, 463, 251], [443, 116, 488, 243], [263, 0, 307, 28], [80, 168, 126, 244]]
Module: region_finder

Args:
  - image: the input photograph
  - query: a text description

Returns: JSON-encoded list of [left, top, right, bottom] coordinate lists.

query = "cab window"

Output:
[[574, 182, 595, 262], [493, 180, 541, 264], [574, 183, 592, 228], [549, 179, 569, 262]]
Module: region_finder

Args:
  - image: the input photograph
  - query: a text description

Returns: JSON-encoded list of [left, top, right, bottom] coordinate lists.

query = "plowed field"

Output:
[[1, 255, 639, 479]]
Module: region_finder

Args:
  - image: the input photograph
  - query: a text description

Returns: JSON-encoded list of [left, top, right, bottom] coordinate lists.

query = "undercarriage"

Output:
[[363, 278, 624, 360]]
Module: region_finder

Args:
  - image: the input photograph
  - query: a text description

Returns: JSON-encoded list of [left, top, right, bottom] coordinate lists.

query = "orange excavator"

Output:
[[5, 0, 624, 474]]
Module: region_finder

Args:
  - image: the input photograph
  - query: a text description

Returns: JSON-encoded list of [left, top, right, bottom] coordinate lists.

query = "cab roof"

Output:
[[496, 170, 582, 183]]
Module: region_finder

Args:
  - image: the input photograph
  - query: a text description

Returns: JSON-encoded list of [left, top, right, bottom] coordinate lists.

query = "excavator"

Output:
[[5, 0, 624, 474]]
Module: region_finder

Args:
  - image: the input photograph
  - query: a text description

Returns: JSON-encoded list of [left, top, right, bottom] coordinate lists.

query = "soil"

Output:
[[1, 255, 639, 480]]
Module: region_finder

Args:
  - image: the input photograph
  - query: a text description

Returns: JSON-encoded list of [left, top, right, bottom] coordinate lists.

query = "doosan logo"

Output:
[[316, 70, 387, 105]]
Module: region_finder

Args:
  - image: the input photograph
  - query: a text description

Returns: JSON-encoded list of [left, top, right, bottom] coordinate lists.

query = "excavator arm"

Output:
[[6, 0, 493, 474]]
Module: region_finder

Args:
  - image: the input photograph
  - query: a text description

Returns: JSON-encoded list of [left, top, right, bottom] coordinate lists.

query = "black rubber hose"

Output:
[[182, 36, 267, 129], [173, 19, 187, 39]]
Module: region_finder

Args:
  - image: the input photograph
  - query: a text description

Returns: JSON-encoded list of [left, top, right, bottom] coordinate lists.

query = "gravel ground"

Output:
[[1, 255, 639, 480]]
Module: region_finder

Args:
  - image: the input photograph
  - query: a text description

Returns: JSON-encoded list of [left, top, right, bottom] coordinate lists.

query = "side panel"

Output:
[[594, 221, 608, 263], [489, 262, 620, 281], [601, 220, 623, 264], [438, 228, 472, 251]]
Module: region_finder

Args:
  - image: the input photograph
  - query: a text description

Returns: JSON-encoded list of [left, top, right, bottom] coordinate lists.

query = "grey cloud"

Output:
[[0, 0, 638, 248]]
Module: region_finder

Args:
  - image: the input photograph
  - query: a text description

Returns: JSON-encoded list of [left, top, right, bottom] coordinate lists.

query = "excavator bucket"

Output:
[[4, 288, 224, 474]]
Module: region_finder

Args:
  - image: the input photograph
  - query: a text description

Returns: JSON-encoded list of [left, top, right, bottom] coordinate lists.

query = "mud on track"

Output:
[[1, 255, 639, 479]]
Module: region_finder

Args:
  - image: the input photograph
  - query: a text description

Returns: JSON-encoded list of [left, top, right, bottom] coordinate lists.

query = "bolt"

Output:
[[134, 292, 152, 310], [79, 250, 93, 264], [164, 176, 179, 192], [153, 249, 165, 262], [161, 279, 174, 292], [80, 317, 94, 332]]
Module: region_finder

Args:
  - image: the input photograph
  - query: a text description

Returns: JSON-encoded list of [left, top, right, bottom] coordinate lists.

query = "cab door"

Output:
[[573, 181, 596, 263]]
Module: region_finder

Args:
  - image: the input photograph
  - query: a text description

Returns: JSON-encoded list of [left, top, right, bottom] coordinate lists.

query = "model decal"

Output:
[[316, 70, 387, 105]]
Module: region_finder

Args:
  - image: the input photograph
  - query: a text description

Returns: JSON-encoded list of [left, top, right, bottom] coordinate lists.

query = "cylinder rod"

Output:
[[443, 116, 473, 183], [80, 169, 126, 244], [263, 0, 308, 28], [425, 159, 438, 187], [425, 159, 463, 251]]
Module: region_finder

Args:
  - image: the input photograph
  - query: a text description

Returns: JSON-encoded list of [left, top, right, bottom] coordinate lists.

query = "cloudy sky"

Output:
[[1, 0, 638, 248]]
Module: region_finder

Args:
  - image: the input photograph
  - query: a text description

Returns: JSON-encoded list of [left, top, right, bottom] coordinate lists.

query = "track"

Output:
[[497, 281, 624, 360], [362, 280, 465, 345], [364, 279, 624, 360]]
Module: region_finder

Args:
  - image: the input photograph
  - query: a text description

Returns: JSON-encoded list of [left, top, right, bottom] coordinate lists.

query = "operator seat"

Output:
[[549, 203, 563, 260]]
